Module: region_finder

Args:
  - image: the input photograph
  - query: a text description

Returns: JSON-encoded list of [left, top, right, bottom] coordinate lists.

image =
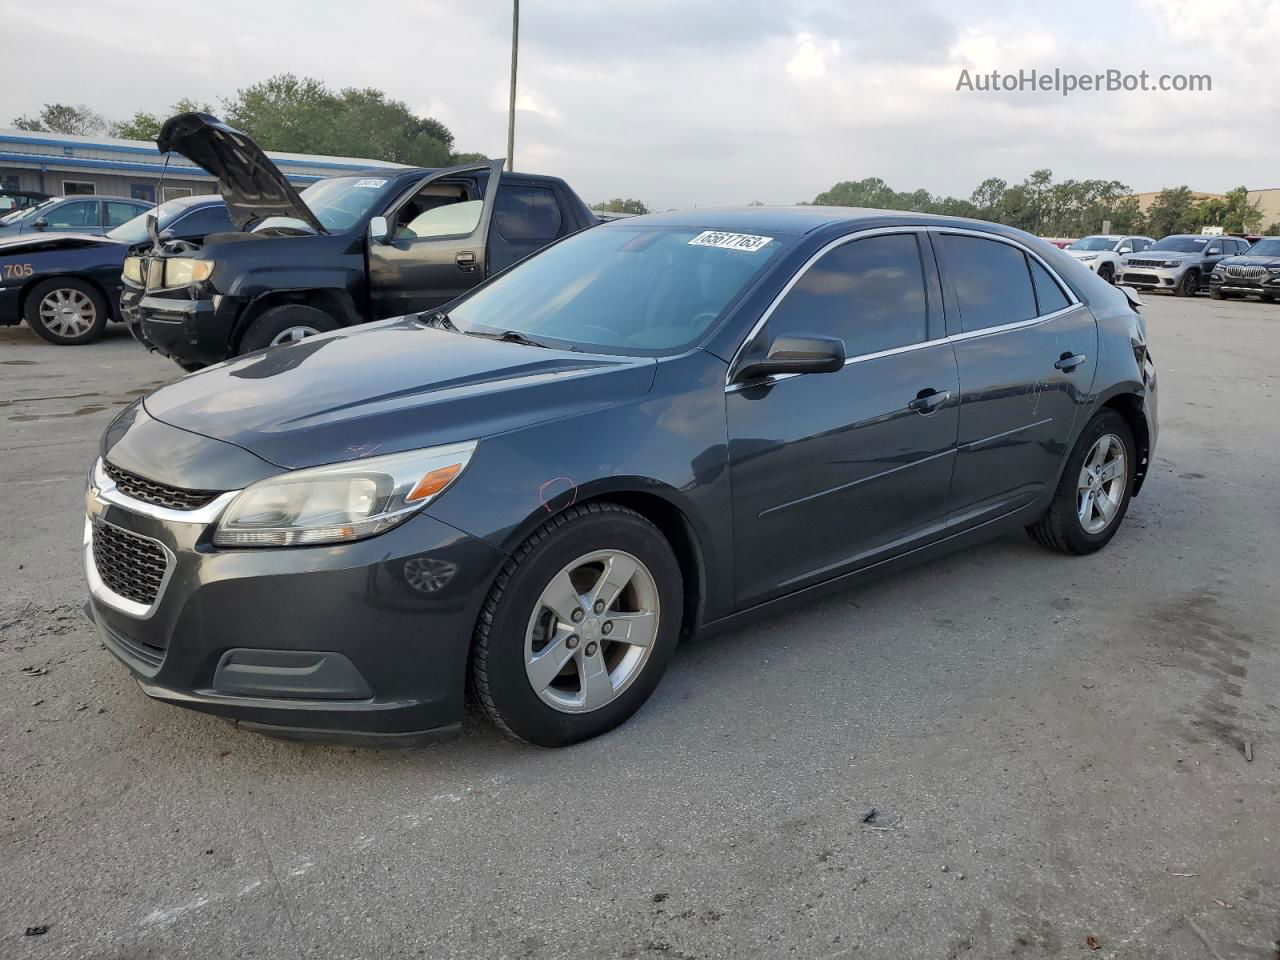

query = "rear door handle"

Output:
[[1055, 352, 1087, 372], [455, 251, 477, 270], [908, 388, 951, 415]]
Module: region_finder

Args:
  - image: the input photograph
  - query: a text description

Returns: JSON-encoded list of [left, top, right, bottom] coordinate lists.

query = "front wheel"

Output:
[[471, 502, 684, 747], [1097, 263, 1115, 284], [24, 278, 109, 345], [1174, 269, 1199, 297], [1210, 287, 1228, 300], [238, 304, 339, 355], [1027, 409, 1136, 555]]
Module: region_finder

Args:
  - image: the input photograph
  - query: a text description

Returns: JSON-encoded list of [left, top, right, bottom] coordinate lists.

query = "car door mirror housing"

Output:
[[733, 334, 846, 383], [32, 217, 48, 230], [369, 215, 390, 244]]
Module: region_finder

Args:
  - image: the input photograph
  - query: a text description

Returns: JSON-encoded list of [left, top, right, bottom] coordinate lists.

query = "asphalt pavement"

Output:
[[1, 297, 1277, 959]]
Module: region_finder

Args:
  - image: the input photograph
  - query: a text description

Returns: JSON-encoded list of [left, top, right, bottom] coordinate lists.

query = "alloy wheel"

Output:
[[38, 288, 96, 338], [1077, 433, 1127, 534], [269, 325, 322, 346], [523, 549, 660, 713]]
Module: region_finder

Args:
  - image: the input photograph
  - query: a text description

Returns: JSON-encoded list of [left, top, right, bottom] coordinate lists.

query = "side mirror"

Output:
[[158, 228, 175, 242], [368, 216, 390, 244], [32, 217, 48, 230], [733, 334, 845, 384]]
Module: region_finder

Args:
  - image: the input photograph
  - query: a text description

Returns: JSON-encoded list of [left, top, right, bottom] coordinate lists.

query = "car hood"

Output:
[[0, 232, 121, 255], [142, 317, 659, 470], [156, 112, 327, 235]]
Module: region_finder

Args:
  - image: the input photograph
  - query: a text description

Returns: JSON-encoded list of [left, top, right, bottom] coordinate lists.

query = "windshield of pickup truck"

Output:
[[250, 176, 390, 235], [1069, 236, 1118, 251], [1151, 236, 1209, 253], [445, 224, 786, 356]]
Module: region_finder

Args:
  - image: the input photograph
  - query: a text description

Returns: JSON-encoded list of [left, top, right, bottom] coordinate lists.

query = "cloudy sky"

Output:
[[2, 0, 1274, 208]]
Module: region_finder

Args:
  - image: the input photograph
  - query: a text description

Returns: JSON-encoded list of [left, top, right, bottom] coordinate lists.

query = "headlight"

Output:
[[1078, 254, 1098, 261], [1162, 260, 1182, 268], [122, 256, 143, 283], [212, 441, 476, 547], [163, 258, 214, 286], [1268, 267, 1280, 275]]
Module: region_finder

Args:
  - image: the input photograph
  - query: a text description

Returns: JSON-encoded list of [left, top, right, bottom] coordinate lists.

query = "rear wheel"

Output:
[[1174, 269, 1199, 297], [24, 278, 109, 345], [471, 502, 683, 747], [1027, 409, 1136, 555], [238, 304, 339, 355]]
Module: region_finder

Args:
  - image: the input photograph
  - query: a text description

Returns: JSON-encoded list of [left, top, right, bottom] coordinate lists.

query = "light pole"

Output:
[[507, 0, 519, 172]]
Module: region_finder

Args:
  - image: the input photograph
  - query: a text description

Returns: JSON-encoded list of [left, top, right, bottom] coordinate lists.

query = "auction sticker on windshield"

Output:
[[688, 231, 773, 252], [354, 178, 388, 188]]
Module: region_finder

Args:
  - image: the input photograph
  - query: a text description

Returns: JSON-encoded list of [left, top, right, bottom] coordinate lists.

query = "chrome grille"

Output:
[[91, 523, 168, 606], [104, 461, 222, 511], [1226, 265, 1268, 280]]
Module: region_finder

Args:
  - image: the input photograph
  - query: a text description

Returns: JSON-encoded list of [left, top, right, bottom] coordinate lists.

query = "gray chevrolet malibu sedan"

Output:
[[84, 208, 1157, 747]]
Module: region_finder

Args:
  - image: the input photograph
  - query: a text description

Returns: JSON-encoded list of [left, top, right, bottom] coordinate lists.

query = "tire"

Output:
[[1097, 263, 1115, 284], [471, 502, 684, 747], [1261, 294, 1276, 303], [23, 277, 109, 345], [238, 304, 339, 355], [176, 360, 206, 373], [1209, 286, 1226, 300], [1027, 409, 1136, 556], [1173, 269, 1199, 297]]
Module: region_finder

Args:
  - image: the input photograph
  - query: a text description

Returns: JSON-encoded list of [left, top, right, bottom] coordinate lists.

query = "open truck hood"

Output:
[[156, 112, 327, 235]]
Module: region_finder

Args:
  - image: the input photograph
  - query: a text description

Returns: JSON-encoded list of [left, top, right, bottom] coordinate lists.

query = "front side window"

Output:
[[46, 200, 99, 228], [768, 233, 928, 357], [446, 224, 787, 355], [939, 234, 1037, 332], [494, 185, 562, 243]]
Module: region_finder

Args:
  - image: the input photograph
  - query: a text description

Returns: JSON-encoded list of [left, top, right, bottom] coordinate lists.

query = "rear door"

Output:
[[726, 229, 960, 605], [1201, 238, 1228, 285], [366, 159, 503, 318], [933, 230, 1097, 528]]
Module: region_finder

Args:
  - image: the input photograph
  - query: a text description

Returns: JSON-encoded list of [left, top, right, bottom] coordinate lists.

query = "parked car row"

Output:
[[82, 152, 1160, 745]]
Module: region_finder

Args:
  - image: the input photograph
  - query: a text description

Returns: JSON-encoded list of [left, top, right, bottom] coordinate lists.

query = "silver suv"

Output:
[[1120, 234, 1251, 297]]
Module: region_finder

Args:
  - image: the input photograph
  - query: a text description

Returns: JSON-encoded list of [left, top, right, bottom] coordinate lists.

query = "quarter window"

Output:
[[1029, 259, 1070, 315], [938, 234, 1037, 333], [768, 233, 928, 357], [495, 184, 563, 243]]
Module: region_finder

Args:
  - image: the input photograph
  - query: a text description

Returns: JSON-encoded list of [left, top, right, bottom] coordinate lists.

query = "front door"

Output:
[[932, 230, 1098, 527], [367, 159, 503, 319], [726, 230, 960, 606]]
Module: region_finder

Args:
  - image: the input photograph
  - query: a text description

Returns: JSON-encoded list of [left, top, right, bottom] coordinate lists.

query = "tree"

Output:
[[11, 103, 105, 136], [219, 75, 455, 167], [1145, 186, 1198, 237], [592, 198, 649, 215], [1263, 222, 1280, 236], [1195, 186, 1263, 234], [109, 99, 214, 141]]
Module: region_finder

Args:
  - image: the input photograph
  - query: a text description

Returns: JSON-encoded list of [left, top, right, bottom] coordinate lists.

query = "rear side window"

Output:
[[1029, 259, 1070, 314], [171, 205, 234, 237], [105, 202, 141, 228], [494, 184, 563, 243], [769, 233, 928, 357], [939, 234, 1037, 333]]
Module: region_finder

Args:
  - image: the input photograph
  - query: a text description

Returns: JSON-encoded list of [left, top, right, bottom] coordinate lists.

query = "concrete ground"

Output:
[[1, 298, 1277, 960]]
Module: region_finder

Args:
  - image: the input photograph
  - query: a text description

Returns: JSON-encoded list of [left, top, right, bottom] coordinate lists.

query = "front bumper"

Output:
[[135, 292, 243, 366], [1208, 271, 1280, 297], [84, 473, 506, 745], [1119, 265, 1187, 289]]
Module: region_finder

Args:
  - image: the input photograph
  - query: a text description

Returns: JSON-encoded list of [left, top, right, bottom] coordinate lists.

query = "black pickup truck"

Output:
[[128, 113, 598, 369]]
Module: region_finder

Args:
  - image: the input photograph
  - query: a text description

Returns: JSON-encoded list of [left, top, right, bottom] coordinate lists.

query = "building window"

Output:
[[162, 186, 193, 201], [130, 184, 156, 203], [62, 180, 96, 196], [1, 173, 19, 192]]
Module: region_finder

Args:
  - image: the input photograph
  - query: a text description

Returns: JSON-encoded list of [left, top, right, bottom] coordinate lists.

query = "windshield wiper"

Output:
[[467, 329, 557, 349]]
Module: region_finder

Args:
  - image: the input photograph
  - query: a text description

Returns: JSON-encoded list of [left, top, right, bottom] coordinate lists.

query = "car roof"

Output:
[[51, 194, 145, 203], [601, 205, 1047, 239]]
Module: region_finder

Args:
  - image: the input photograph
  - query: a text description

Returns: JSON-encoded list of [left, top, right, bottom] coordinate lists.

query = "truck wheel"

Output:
[[24, 278, 109, 345], [239, 304, 339, 355], [1174, 270, 1199, 297], [1097, 263, 1115, 284]]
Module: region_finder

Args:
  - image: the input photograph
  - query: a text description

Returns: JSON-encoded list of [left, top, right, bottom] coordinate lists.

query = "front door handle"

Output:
[[1055, 352, 1087, 372], [455, 251, 477, 271], [908, 388, 951, 415]]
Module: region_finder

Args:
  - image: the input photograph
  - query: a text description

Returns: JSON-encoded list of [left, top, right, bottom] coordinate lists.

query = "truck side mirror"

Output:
[[369, 216, 390, 244]]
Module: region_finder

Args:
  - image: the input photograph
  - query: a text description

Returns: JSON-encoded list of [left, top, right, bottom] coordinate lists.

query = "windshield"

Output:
[[1069, 236, 1117, 251], [446, 224, 787, 355], [1151, 236, 1209, 253], [0, 196, 56, 225], [289, 176, 391, 232], [1245, 238, 1280, 257], [107, 198, 196, 244]]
